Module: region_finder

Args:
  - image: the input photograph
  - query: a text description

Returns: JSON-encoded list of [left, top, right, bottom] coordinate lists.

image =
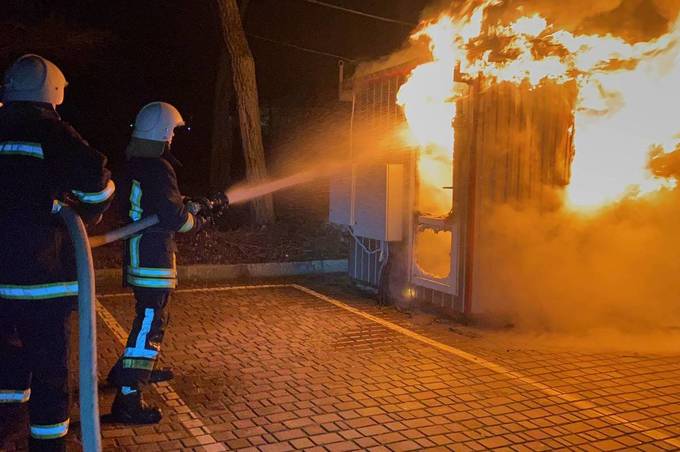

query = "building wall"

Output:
[[459, 80, 578, 314], [348, 71, 413, 293], [344, 70, 577, 316]]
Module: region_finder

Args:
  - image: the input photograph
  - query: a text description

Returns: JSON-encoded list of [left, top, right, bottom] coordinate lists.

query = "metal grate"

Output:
[[348, 236, 382, 287]]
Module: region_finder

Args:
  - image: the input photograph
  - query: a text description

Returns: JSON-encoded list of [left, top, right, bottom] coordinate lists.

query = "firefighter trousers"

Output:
[[0, 300, 72, 445], [110, 288, 171, 387]]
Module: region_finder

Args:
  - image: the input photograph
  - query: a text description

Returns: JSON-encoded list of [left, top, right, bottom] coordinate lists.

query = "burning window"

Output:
[[414, 227, 453, 280]]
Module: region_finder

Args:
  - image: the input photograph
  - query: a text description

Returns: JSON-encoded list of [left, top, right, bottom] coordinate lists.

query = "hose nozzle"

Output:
[[186, 192, 230, 219], [206, 192, 229, 216]]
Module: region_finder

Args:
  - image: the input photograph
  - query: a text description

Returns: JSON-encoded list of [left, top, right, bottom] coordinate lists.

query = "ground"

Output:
[[2, 277, 680, 451]]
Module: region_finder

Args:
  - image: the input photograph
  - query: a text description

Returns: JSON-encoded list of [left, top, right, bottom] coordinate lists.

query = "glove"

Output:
[[55, 193, 105, 226], [192, 212, 210, 232], [184, 193, 229, 224], [186, 200, 202, 215]]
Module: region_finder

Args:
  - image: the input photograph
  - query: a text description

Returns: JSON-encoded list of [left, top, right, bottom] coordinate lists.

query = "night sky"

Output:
[[1, 0, 431, 192]]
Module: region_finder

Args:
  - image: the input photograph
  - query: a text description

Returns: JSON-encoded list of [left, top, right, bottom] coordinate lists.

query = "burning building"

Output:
[[330, 0, 680, 325]]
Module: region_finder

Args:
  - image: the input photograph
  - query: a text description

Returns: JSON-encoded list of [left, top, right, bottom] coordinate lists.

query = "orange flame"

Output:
[[396, 2, 492, 216], [397, 0, 680, 211]]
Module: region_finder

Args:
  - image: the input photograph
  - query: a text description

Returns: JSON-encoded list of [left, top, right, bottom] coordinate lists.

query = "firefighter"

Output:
[[107, 101, 208, 424], [0, 54, 114, 451]]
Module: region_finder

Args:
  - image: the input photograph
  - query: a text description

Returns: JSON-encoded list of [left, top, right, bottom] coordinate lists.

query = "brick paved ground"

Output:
[[2, 282, 679, 451]]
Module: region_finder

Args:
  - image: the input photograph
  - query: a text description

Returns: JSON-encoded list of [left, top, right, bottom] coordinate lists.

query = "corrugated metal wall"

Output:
[[347, 71, 577, 311], [349, 71, 409, 288], [469, 80, 576, 208], [462, 80, 578, 314], [414, 285, 458, 310]]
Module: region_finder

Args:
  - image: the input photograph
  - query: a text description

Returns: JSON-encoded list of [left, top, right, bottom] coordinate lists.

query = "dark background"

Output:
[[1, 0, 430, 193]]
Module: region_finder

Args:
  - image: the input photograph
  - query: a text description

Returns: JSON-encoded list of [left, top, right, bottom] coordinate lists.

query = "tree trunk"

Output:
[[209, 51, 234, 191], [215, 0, 275, 224], [209, 0, 250, 192], [239, 0, 252, 17]]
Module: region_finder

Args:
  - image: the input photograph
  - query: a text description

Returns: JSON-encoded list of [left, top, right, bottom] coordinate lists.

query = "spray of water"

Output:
[[224, 162, 350, 205], [221, 102, 411, 208]]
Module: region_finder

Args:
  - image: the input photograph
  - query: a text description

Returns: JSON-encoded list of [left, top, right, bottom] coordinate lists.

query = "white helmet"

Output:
[[132, 101, 185, 143], [2, 54, 67, 106]]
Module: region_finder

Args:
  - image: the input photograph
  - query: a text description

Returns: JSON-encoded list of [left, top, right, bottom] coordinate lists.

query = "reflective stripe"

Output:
[[128, 235, 177, 279], [136, 308, 154, 350], [128, 266, 177, 278], [51, 200, 64, 214], [0, 282, 78, 300], [126, 275, 176, 289], [30, 419, 70, 440], [129, 180, 143, 221], [0, 141, 44, 159], [129, 235, 141, 268], [122, 308, 159, 359], [72, 179, 115, 204], [122, 358, 155, 370], [178, 213, 195, 233], [0, 389, 30, 403], [126, 178, 178, 289], [124, 347, 158, 359]]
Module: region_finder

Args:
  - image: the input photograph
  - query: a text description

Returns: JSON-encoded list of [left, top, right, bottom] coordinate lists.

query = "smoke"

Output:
[[352, 42, 428, 81], [474, 188, 680, 338]]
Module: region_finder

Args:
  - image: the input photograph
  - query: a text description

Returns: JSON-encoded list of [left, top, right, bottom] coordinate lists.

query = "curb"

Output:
[[95, 259, 348, 284]]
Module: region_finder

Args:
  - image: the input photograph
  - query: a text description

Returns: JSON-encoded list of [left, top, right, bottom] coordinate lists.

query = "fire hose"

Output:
[[57, 193, 229, 451], [89, 192, 229, 248], [88, 215, 160, 248], [58, 206, 101, 452]]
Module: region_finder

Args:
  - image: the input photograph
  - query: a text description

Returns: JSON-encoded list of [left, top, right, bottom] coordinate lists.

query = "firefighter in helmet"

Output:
[[0, 54, 114, 451], [107, 101, 209, 424]]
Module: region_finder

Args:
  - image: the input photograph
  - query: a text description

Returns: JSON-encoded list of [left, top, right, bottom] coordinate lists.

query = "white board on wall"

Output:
[[329, 163, 404, 242]]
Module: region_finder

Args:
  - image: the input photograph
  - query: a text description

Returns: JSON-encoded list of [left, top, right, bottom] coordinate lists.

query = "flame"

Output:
[[396, 2, 492, 217], [396, 0, 680, 212], [510, 14, 547, 38]]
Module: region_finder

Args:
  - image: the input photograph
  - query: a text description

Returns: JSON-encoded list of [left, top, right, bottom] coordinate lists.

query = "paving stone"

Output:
[[5, 285, 678, 452], [310, 432, 344, 445], [259, 442, 294, 452], [326, 440, 361, 451]]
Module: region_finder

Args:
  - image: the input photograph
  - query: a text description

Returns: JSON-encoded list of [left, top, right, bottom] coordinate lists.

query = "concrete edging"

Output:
[[95, 259, 348, 283]]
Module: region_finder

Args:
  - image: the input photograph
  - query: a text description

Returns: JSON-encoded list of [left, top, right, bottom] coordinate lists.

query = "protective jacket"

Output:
[[123, 156, 197, 289], [0, 102, 114, 300]]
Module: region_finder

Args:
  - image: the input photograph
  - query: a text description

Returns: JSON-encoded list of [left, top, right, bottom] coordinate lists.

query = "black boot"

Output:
[[29, 435, 81, 452], [108, 361, 174, 385], [110, 388, 162, 424], [28, 437, 66, 452], [0, 403, 26, 444], [106, 360, 122, 386], [148, 367, 174, 383]]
